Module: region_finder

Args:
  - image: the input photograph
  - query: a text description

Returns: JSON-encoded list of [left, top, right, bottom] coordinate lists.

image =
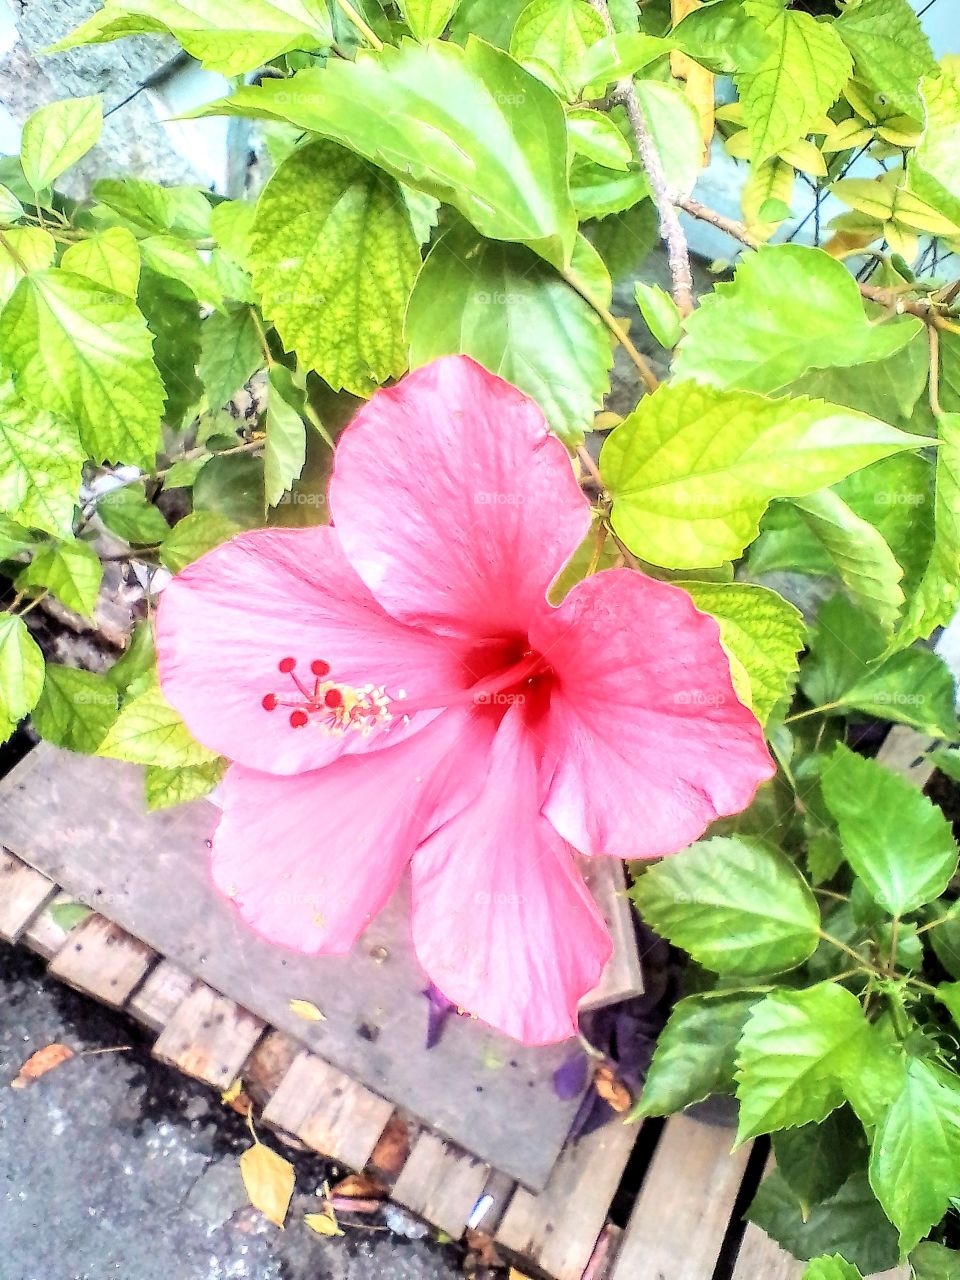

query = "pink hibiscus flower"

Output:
[[155, 356, 773, 1045]]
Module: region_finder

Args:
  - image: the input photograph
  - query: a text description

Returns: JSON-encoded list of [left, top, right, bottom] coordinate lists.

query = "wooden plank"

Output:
[[875, 724, 940, 790], [497, 1113, 640, 1280], [127, 960, 196, 1032], [262, 1050, 393, 1170], [153, 984, 264, 1089], [731, 1224, 802, 1280], [609, 1115, 751, 1280], [0, 847, 56, 941], [579, 857, 643, 1010], [392, 1133, 489, 1240], [48, 914, 154, 1007], [21, 891, 80, 959], [0, 744, 595, 1189], [242, 1030, 299, 1108]]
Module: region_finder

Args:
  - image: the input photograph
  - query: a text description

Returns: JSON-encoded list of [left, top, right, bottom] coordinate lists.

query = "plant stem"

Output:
[[676, 196, 759, 250], [784, 701, 844, 724], [586, 0, 695, 318], [332, 0, 384, 50], [560, 266, 659, 392], [301, 397, 336, 449], [0, 229, 29, 273], [577, 445, 605, 491], [818, 929, 869, 969]]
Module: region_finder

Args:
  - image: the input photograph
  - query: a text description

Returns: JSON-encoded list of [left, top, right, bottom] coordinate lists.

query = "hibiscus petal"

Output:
[[155, 524, 471, 774], [531, 568, 775, 858], [212, 708, 493, 953], [411, 707, 612, 1045], [330, 356, 591, 638]]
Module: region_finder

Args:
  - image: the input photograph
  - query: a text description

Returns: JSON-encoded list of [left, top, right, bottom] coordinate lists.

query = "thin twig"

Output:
[[676, 196, 759, 250], [587, 0, 695, 317], [577, 445, 605, 492], [561, 267, 659, 392]]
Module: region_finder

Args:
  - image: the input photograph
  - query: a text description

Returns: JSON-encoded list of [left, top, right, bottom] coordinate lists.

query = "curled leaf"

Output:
[[12, 1043, 74, 1088], [305, 1208, 344, 1237]]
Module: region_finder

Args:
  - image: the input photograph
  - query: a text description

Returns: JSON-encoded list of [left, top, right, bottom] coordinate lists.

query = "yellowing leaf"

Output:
[[240, 1142, 295, 1229], [221, 1079, 243, 1104], [11, 1043, 75, 1088], [305, 1209, 344, 1237], [288, 999, 326, 1022]]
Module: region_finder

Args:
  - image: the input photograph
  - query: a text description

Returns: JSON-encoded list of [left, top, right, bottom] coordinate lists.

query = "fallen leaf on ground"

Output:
[[465, 1228, 503, 1268], [288, 999, 326, 1022], [330, 1172, 388, 1200], [48, 901, 93, 932], [327, 1196, 383, 1214], [305, 1208, 344, 1237], [11, 1043, 75, 1088], [370, 1113, 410, 1175], [594, 1063, 633, 1113], [240, 1141, 295, 1228], [221, 1079, 243, 1104]]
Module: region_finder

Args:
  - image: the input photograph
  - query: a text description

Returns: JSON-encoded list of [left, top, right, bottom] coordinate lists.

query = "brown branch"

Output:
[[587, 0, 695, 318], [676, 196, 759, 250]]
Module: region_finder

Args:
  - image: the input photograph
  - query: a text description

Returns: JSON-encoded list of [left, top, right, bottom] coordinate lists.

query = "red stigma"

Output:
[[261, 693, 278, 711], [278, 657, 296, 673], [311, 659, 331, 678], [289, 709, 309, 728], [324, 688, 343, 709]]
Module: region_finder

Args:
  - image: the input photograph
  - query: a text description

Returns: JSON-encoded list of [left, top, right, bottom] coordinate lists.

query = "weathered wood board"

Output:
[[0, 743, 639, 1189]]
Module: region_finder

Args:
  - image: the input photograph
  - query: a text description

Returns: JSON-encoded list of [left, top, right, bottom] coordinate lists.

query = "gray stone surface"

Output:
[[0, 0, 207, 193], [0, 944, 463, 1280]]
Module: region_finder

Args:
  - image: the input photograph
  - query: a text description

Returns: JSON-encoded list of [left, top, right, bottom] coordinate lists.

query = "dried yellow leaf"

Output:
[[288, 998, 327, 1022], [305, 1209, 344, 1237], [221, 1078, 243, 1104], [240, 1142, 295, 1228]]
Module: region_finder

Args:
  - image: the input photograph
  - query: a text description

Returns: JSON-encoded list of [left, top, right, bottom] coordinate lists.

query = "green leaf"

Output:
[[405, 222, 611, 446], [0, 612, 44, 740], [869, 1056, 960, 1256], [672, 0, 774, 75], [264, 366, 306, 509], [792, 490, 904, 633], [20, 95, 102, 191], [145, 759, 226, 810], [786, 329, 930, 428], [0, 385, 82, 539], [673, 245, 922, 394], [137, 267, 202, 427], [50, 0, 333, 76], [747, 1169, 900, 1275], [250, 142, 419, 396], [836, 0, 934, 119], [399, 0, 459, 40], [631, 836, 820, 976], [935, 981, 960, 1031], [199, 305, 263, 411], [908, 60, 960, 230], [630, 992, 758, 1119], [60, 226, 141, 298], [105, 622, 156, 695], [0, 228, 56, 304], [20, 540, 103, 618], [93, 178, 212, 239], [895, 414, 960, 648], [139, 235, 223, 308], [682, 582, 804, 725], [448, 0, 527, 47], [566, 109, 632, 170], [160, 511, 241, 573], [802, 1258, 862, 1280], [48, 901, 94, 931], [193, 453, 263, 529], [98, 679, 218, 767], [735, 984, 879, 1143], [571, 32, 672, 95], [32, 665, 119, 753], [634, 282, 681, 350], [510, 0, 605, 97], [736, 6, 851, 163], [196, 38, 576, 268], [0, 185, 24, 225], [97, 485, 170, 546], [0, 270, 164, 467], [600, 380, 926, 568], [821, 744, 957, 918], [773, 1110, 867, 1218], [911, 1242, 960, 1279]]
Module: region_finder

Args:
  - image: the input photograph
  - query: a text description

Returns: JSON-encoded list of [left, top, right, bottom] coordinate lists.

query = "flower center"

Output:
[[260, 657, 394, 735]]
